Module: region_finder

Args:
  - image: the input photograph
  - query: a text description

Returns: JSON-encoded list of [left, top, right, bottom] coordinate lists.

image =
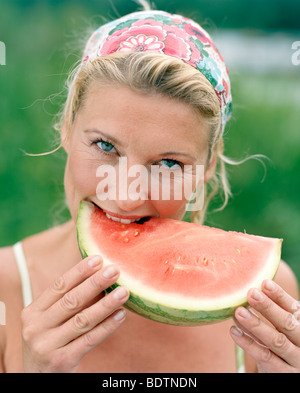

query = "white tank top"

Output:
[[12, 241, 33, 307]]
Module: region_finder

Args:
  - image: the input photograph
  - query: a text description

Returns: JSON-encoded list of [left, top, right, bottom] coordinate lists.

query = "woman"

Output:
[[0, 7, 299, 373]]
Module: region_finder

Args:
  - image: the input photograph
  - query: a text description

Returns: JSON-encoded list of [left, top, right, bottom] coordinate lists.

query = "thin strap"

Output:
[[236, 344, 246, 373], [13, 241, 33, 308]]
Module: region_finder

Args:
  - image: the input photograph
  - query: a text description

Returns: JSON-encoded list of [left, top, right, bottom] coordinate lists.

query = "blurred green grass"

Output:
[[0, 1, 299, 283]]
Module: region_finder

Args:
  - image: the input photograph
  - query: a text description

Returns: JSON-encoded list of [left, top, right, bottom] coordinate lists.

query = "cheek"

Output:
[[150, 181, 191, 220], [64, 150, 99, 216], [149, 168, 203, 219], [153, 199, 187, 220]]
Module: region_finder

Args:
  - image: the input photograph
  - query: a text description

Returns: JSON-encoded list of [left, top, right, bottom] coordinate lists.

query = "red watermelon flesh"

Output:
[[77, 200, 282, 326]]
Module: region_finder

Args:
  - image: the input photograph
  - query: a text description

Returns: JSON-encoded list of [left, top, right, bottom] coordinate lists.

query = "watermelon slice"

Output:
[[77, 200, 282, 326]]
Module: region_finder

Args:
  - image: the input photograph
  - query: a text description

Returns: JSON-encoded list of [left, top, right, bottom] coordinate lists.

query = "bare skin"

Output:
[[0, 85, 299, 373]]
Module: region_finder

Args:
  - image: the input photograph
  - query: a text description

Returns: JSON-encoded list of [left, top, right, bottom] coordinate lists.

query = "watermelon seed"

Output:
[[177, 255, 181, 261], [236, 248, 241, 254], [203, 257, 208, 266], [164, 260, 169, 264], [123, 237, 129, 243], [232, 258, 236, 264], [134, 231, 139, 237]]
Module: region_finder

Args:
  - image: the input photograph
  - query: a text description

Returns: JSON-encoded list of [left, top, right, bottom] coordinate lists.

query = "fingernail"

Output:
[[237, 307, 252, 319], [88, 255, 102, 267], [113, 309, 126, 321], [231, 326, 243, 337], [113, 286, 129, 300], [289, 314, 300, 329], [251, 288, 264, 301], [264, 279, 276, 292], [102, 265, 119, 279]]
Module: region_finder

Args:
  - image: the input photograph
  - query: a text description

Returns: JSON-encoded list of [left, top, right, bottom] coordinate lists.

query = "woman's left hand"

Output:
[[230, 279, 300, 373]]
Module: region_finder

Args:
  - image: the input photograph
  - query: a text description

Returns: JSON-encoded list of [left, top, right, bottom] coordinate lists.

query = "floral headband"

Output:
[[82, 10, 232, 134]]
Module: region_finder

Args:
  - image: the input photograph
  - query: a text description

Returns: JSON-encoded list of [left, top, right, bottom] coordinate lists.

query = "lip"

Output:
[[90, 201, 152, 220], [101, 208, 149, 221]]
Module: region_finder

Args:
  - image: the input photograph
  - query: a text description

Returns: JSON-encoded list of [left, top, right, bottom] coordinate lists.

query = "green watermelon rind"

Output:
[[76, 200, 282, 326], [105, 282, 243, 326]]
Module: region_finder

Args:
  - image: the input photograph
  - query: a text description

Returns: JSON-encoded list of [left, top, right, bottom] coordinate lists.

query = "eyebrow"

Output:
[[84, 129, 122, 146], [157, 151, 197, 161], [85, 128, 197, 161]]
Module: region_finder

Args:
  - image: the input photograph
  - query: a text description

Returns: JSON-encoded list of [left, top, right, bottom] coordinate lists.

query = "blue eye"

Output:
[[97, 140, 116, 153], [159, 159, 182, 169]]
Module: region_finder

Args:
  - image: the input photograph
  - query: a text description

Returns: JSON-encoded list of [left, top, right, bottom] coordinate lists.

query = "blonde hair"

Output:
[[54, 51, 231, 224]]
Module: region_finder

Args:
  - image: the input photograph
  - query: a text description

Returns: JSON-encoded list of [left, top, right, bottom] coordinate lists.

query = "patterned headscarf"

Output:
[[82, 10, 232, 134]]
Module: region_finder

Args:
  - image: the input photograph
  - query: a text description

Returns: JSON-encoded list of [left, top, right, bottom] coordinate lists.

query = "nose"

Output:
[[115, 158, 149, 212], [97, 157, 149, 212], [114, 194, 146, 212]]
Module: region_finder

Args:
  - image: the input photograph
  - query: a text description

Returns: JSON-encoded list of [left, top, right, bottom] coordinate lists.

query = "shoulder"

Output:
[[274, 260, 299, 300], [0, 245, 23, 315], [0, 246, 21, 300], [0, 245, 22, 372]]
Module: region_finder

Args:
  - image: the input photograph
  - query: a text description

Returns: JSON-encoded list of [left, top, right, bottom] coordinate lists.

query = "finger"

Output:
[[33, 255, 103, 311], [234, 306, 300, 368], [66, 307, 127, 363], [230, 326, 295, 373], [233, 310, 266, 346], [247, 286, 300, 347], [53, 285, 130, 348], [262, 279, 300, 315], [45, 264, 121, 327]]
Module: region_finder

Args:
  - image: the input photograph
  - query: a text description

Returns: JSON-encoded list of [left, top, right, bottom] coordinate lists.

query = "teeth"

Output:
[[120, 218, 135, 224], [105, 213, 137, 224]]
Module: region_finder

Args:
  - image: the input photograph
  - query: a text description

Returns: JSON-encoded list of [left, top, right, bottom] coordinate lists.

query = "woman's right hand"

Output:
[[21, 255, 129, 373]]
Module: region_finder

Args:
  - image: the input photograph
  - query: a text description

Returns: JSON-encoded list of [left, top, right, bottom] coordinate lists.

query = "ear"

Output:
[[204, 153, 217, 183]]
